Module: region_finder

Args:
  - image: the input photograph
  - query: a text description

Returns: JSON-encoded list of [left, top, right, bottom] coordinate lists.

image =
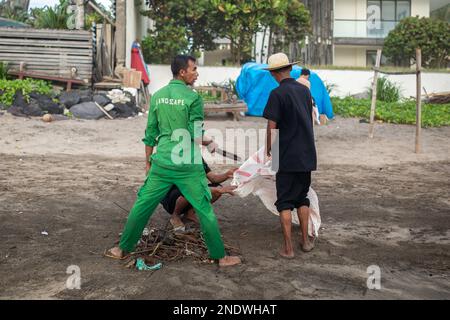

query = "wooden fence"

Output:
[[0, 27, 93, 84]]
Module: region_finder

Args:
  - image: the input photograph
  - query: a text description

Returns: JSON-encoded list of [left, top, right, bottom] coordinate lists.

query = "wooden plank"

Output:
[[123, 69, 142, 88], [9, 71, 91, 83], [14, 66, 92, 73], [15, 69, 93, 75], [369, 49, 382, 139], [8, 66, 92, 73], [0, 27, 92, 39], [0, 34, 92, 42], [0, 38, 92, 48], [96, 24, 103, 49], [204, 103, 247, 113], [0, 45, 93, 56], [105, 23, 113, 72], [3, 58, 93, 65], [2, 66, 92, 74], [10, 73, 93, 80], [0, 53, 93, 62]]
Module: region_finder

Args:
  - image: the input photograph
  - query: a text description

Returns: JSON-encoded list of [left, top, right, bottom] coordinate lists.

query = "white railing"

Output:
[[334, 19, 399, 38]]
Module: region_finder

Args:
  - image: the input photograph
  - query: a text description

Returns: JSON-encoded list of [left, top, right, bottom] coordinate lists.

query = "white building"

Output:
[[333, 0, 431, 67]]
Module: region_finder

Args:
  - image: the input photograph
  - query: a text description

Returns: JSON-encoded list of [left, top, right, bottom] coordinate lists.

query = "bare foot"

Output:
[[184, 209, 199, 224], [301, 240, 315, 252], [104, 246, 127, 260], [218, 255, 242, 267], [170, 216, 185, 232], [279, 248, 295, 259], [299, 234, 315, 246]]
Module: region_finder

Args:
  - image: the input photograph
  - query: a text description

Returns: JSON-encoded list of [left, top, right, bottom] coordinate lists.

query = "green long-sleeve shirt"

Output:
[[142, 79, 204, 172]]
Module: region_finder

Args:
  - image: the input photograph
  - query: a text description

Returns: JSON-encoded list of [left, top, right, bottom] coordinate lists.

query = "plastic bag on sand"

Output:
[[231, 147, 321, 237]]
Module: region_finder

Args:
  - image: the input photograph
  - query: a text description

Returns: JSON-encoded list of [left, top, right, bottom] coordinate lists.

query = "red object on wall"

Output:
[[130, 47, 150, 85]]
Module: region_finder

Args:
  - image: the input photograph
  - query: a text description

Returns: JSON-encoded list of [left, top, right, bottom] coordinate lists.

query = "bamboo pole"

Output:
[[415, 48, 422, 153], [369, 49, 382, 138]]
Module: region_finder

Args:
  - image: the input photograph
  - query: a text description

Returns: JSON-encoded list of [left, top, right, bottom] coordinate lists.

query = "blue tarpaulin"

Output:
[[236, 62, 334, 119]]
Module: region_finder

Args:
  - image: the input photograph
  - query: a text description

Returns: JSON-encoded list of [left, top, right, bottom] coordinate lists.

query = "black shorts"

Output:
[[275, 172, 311, 212], [160, 183, 220, 215]]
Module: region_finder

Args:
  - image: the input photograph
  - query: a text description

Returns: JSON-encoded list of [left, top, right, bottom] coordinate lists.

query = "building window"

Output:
[[366, 50, 394, 67], [396, 1, 411, 20], [367, 0, 411, 37], [367, 0, 411, 21], [366, 50, 378, 67]]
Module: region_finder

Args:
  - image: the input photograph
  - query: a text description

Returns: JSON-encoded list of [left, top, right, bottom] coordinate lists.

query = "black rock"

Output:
[[78, 88, 93, 97], [13, 91, 28, 108], [59, 91, 81, 108], [108, 109, 118, 118], [70, 102, 105, 120], [115, 103, 138, 118], [93, 94, 111, 106], [29, 92, 64, 114], [7, 105, 25, 117], [22, 99, 44, 116], [79, 95, 93, 103]]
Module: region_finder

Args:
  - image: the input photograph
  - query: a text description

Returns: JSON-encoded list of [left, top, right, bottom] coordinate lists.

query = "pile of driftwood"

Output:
[[119, 223, 240, 268], [424, 91, 450, 104]]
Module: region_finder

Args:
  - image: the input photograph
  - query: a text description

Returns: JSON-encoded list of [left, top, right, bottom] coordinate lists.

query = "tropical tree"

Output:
[[209, 0, 268, 64], [0, 0, 29, 22], [263, 0, 310, 61], [383, 16, 450, 68], [140, 0, 218, 63], [140, 0, 311, 65], [29, 0, 72, 29]]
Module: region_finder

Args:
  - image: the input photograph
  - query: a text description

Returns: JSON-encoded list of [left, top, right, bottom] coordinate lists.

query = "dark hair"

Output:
[[171, 55, 196, 76], [301, 68, 310, 76]]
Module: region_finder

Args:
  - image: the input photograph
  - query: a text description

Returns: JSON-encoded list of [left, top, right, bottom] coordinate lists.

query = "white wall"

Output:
[[315, 69, 450, 98], [125, 0, 137, 68], [335, 0, 431, 20], [412, 0, 431, 17], [334, 46, 369, 67], [147, 65, 450, 99], [148, 65, 242, 93], [334, 0, 367, 20]]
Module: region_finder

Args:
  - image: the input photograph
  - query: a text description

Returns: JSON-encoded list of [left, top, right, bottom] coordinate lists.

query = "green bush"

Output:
[[383, 16, 450, 68], [332, 97, 450, 127], [367, 77, 401, 103], [29, 0, 72, 29], [0, 62, 9, 79], [0, 79, 53, 107]]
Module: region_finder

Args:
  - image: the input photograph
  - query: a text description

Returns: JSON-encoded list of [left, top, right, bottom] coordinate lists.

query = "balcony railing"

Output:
[[334, 19, 399, 38]]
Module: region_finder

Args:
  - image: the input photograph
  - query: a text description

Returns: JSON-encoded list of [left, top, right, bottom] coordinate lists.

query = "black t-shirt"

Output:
[[263, 78, 317, 172], [202, 158, 211, 174]]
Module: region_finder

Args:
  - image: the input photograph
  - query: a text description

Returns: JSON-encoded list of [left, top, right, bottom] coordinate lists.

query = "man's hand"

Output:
[[145, 161, 151, 176], [219, 185, 237, 195], [206, 141, 218, 153], [226, 168, 238, 179], [264, 150, 272, 164], [145, 145, 153, 175]]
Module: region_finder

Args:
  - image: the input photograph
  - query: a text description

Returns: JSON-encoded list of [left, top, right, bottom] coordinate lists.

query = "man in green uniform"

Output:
[[106, 55, 241, 267]]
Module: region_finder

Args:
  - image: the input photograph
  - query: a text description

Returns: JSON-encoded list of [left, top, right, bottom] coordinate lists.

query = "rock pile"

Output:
[[2, 88, 143, 120]]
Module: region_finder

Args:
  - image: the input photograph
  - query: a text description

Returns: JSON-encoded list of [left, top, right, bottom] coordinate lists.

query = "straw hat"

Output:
[[263, 53, 300, 71]]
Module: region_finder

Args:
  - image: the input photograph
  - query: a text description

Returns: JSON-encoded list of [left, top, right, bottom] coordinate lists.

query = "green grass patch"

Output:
[[0, 78, 53, 107], [332, 97, 450, 127]]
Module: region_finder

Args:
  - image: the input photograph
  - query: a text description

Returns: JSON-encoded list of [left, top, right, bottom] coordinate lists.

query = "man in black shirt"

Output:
[[263, 53, 317, 258]]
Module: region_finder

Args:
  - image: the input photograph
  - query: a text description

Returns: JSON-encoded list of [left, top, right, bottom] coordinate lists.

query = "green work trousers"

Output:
[[119, 163, 226, 260]]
